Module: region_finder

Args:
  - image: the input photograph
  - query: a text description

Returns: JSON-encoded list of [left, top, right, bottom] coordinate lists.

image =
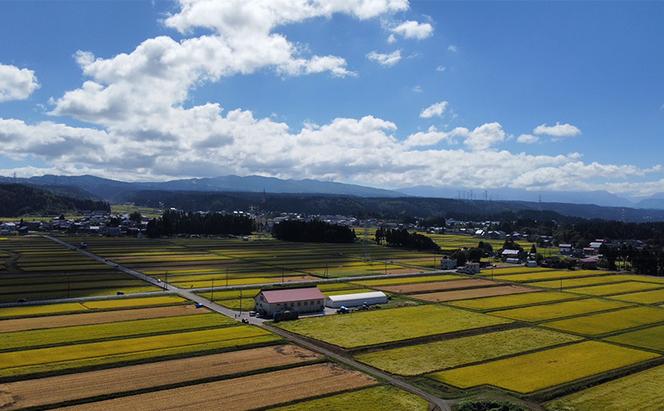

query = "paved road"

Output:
[[43, 235, 452, 410]]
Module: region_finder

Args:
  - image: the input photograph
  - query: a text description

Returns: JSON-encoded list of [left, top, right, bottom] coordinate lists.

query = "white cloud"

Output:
[[0, 64, 39, 102], [387, 34, 396, 44], [411, 85, 423, 93], [419, 101, 448, 118], [448, 44, 458, 52], [367, 50, 402, 66], [390, 20, 433, 40], [533, 122, 581, 138], [2, 0, 663, 197], [435, 65, 446, 72], [516, 134, 539, 144]]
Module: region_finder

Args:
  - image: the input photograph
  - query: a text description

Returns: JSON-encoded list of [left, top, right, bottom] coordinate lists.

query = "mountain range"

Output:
[[2, 173, 664, 210]]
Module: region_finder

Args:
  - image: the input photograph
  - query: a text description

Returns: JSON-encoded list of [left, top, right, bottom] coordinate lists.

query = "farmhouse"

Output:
[[325, 291, 389, 308], [254, 287, 325, 317]]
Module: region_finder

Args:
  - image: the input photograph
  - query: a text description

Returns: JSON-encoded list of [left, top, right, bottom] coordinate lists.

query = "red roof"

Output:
[[260, 287, 324, 304]]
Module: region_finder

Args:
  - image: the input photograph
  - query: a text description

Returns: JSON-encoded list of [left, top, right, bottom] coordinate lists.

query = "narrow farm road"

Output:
[[43, 234, 453, 411]]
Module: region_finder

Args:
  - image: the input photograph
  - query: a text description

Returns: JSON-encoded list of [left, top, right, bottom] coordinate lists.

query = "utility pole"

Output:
[[281, 266, 285, 283], [211, 279, 215, 301], [225, 269, 229, 287], [67, 274, 71, 298], [239, 288, 243, 317]]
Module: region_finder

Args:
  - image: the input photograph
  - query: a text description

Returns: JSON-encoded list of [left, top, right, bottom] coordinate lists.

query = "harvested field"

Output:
[[351, 274, 461, 287], [376, 278, 498, 294], [531, 275, 650, 289], [277, 305, 511, 349], [272, 385, 429, 411], [413, 285, 537, 303], [0, 325, 280, 378], [568, 281, 664, 297], [491, 298, 630, 322], [356, 328, 581, 376], [429, 341, 659, 394], [80, 296, 185, 310], [0, 345, 320, 410], [543, 306, 664, 336], [0, 305, 205, 333], [610, 288, 664, 304], [55, 363, 376, 411], [545, 364, 664, 411], [449, 291, 580, 311], [605, 324, 664, 352], [489, 267, 557, 276], [497, 270, 608, 283]]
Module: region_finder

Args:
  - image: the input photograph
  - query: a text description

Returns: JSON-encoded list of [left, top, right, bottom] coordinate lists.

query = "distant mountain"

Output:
[[636, 193, 664, 210], [0, 184, 110, 217], [127, 190, 664, 223], [0, 174, 402, 202], [399, 186, 634, 208]]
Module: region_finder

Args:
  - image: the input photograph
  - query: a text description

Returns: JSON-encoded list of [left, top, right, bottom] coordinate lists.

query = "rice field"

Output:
[[277, 304, 511, 349], [413, 285, 537, 303], [567, 281, 664, 297], [531, 274, 659, 289], [491, 298, 630, 322], [272, 385, 429, 411], [545, 364, 664, 411], [449, 291, 581, 311], [0, 325, 280, 379], [429, 341, 659, 394], [543, 306, 664, 336], [375, 278, 498, 294], [54, 363, 377, 411], [608, 288, 664, 304], [605, 324, 664, 352], [495, 270, 609, 283], [0, 345, 321, 410], [351, 274, 461, 287], [355, 328, 581, 376]]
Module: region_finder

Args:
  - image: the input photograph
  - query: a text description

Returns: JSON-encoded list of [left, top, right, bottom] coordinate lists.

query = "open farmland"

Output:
[[0, 304, 203, 332], [272, 385, 429, 411], [0, 345, 321, 410], [492, 270, 609, 283], [0, 325, 279, 379], [545, 364, 664, 411], [543, 306, 664, 336], [420, 233, 534, 252], [413, 284, 537, 303], [277, 304, 511, 349], [491, 298, 630, 322], [605, 324, 664, 352], [356, 328, 581, 376], [566, 281, 664, 297], [0, 295, 185, 319], [55, 363, 377, 411], [530, 274, 664, 289], [375, 278, 497, 294], [609, 288, 664, 304], [429, 341, 659, 394], [0, 237, 159, 302], [351, 274, 461, 287], [449, 291, 580, 311]]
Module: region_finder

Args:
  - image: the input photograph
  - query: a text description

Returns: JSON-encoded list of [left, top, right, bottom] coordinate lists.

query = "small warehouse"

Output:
[[325, 291, 388, 308], [254, 287, 325, 318]]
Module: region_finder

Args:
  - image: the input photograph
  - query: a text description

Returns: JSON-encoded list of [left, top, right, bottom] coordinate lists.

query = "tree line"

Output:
[[375, 228, 441, 252], [0, 184, 109, 217], [146, 210, 254, 237], [272, 220, 356, 243]]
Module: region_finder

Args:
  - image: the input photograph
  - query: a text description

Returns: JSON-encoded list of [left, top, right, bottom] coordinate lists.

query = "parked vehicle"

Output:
[[273, 310, 299, 322], [337, 306, 350, 314]]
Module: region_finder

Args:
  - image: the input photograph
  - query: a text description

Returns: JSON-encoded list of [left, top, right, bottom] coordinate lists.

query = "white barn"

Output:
[[325, 291, 388, 308]]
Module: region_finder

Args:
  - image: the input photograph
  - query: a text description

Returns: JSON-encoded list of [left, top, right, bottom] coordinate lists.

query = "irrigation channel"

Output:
[[42, 235, 452, 411]]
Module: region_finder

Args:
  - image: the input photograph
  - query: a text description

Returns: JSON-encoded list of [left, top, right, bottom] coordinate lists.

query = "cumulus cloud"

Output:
[[533, 122, 581, 138], [2, 0, 663, 197], [0, 64, 39, 102], [390, 20, 433, 40], [420, 101, 448, 118], [367, 50, 402, 66], [436, 65, 446, 72], [516, 134, 539, 144], [448, 44, 457, 52]]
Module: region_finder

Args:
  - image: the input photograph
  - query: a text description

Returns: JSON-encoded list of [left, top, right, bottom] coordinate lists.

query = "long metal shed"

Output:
[[325, 291, 388, 308]]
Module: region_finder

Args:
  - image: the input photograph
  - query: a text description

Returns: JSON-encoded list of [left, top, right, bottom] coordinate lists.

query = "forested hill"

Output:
[[0, 184, 110, 217], [126, 190, 664, 223]]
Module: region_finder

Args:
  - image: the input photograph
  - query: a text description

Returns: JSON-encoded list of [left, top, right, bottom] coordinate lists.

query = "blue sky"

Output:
[[0, 1, 663, 197]]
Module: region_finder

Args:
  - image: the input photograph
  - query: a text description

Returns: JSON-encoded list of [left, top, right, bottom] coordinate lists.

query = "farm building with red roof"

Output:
[[255, 287, 325, 318]]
